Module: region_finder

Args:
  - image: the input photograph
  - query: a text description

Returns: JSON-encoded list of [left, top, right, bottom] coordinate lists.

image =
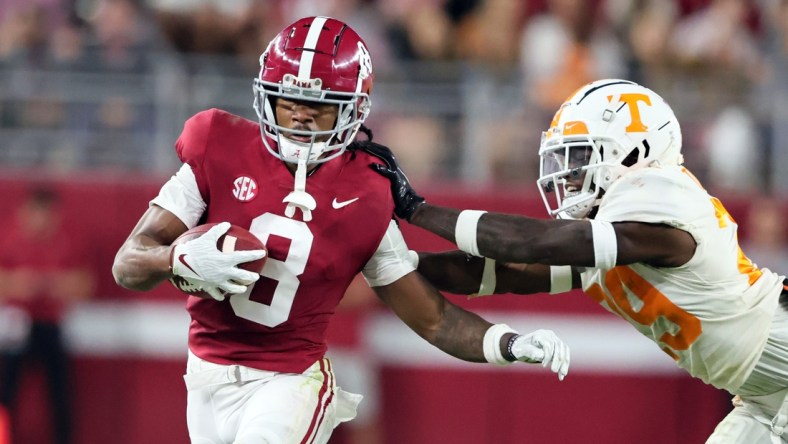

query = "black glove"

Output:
[[359, 141, 426, 221]]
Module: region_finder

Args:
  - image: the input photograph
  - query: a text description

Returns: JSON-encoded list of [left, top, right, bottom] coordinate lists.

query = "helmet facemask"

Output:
[[538, 133, 629, 219], [252, 73, 371, 166]]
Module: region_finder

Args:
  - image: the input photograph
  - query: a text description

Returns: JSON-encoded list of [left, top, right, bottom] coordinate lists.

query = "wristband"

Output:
[[590, 219, 617, 269], [477, 258, 496, 296], [483, 323, 517, 365], [549, 265, 572, 294], [455, 210, 487, 257], [503, 334, 520, 362]]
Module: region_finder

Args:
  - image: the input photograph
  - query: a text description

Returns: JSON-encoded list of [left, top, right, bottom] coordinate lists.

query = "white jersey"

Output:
[[581, 165, 784, 393]]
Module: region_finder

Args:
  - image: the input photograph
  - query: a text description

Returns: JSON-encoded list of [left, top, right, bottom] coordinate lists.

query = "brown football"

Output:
[[168, 223, 267, 298]]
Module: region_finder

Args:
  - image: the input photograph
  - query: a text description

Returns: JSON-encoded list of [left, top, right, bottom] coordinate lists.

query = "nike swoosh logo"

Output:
[[332, 197, 359, 209], [178, 254, 198, 274]]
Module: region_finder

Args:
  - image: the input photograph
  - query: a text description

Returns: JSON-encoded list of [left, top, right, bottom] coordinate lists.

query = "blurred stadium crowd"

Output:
[[0, 0, 787, 196], [2, 2, 788, 443]]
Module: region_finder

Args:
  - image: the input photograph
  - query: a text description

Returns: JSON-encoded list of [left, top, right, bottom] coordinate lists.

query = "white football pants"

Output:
[[184, 350, 362, 444], [707, 304, 788, 443]]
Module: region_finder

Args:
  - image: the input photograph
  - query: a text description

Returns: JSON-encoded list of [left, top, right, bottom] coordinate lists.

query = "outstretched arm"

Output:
[[373, 271, 570, 380], [362, 140, 592, 264], [362, 220, 570, 379], [373, 271, 492, 362], [411, 206, 694, 267], [364, 141, 696, 269], [416, 251, 568, 295], [412, 208, 596, 265]]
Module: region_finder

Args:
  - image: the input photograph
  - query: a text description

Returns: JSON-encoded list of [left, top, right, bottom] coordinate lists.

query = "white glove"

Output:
[[170, 222, 266, 301], [510, 329, 570, 381]]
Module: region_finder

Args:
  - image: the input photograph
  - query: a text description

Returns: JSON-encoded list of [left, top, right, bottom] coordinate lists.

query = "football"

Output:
[[169, 223, 267, 298]]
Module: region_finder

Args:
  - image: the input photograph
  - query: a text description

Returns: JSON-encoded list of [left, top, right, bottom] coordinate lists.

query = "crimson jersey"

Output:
[[168, 108, 395, 373]]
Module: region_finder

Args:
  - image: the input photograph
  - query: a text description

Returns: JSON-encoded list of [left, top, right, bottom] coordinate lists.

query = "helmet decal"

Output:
[[613, 93, 652, 132], [562, 121, 589, 136], [296, 16, 328, 80], [358, 41, 372, 81]]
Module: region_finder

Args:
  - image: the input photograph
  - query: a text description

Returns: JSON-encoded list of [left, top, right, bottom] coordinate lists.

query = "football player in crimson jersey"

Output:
[[112, 16, 570, 444], [366, 78, 788, 443]]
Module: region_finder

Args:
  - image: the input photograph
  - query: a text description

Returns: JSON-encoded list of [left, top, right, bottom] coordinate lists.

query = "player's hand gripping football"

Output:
[[360, 141, 426, 221], [170, 222, 266, 301], [511, 329, 570, 381]]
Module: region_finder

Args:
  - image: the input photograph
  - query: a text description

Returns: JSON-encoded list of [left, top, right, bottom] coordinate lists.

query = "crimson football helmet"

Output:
[[253, 16, 373, 166], [537, 79, 683, 219]]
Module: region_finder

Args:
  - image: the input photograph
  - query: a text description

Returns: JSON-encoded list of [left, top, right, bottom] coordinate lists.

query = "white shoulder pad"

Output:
[[597, 167, 707, 227], [362, 220, 416, 287]]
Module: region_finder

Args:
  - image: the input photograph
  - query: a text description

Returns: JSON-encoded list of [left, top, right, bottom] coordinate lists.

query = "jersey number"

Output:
[[229, 214, 313, 327], [587, 268, 701, 360], [587, 169, 761, 360]]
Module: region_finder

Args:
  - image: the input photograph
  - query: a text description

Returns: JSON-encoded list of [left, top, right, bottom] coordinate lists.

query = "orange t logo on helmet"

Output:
[[610, 93, 652, 132]]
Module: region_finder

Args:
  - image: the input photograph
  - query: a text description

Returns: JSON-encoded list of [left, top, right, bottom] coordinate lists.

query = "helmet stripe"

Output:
[[298, 16, 328, 79], [577, 80, 635, 105]]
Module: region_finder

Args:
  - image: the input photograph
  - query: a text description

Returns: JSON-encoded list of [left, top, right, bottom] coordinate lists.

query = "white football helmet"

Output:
[[537, 79, 683, 219]]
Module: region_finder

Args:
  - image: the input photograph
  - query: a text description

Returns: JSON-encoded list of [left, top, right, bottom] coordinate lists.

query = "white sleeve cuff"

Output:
[[150, 163, 206, 229], [362, 221, 416, 287]]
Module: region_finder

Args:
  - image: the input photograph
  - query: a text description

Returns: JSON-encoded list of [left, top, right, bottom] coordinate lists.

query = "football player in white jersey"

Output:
[[365, 79, 788, 443]]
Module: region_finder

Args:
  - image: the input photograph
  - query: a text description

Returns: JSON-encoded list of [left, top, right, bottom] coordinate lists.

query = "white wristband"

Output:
[[455, 210, 487, 257], [477, 258, 496, 296], [549, 266, 572, 294], [483, 323, 517, 365], [590, 220, 618, 269]]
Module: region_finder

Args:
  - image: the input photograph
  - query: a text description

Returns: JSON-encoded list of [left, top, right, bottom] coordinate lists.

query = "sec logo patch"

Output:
[[233, 176, 258, 202]]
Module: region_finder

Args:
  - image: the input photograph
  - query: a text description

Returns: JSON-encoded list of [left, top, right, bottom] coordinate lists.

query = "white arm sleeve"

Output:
[[362, 220, 417, 287], [150, 163, 206, 229]]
